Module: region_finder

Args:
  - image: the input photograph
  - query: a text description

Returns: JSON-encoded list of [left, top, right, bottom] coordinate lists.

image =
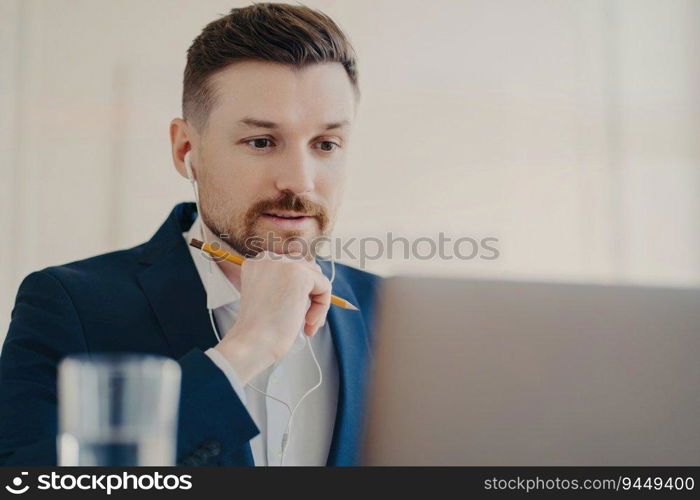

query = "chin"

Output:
[[253, 229, 324, 256]]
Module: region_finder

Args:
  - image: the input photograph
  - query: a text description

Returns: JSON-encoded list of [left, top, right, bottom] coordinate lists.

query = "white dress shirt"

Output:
[[183, 216, 339, 466]]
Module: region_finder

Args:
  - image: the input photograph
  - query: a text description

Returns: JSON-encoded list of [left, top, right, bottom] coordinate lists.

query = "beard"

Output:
[[199, 190, 331, 258]]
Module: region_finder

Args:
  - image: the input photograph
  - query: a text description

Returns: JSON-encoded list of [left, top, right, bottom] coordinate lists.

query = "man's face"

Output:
[[190, 60, 356, 257]]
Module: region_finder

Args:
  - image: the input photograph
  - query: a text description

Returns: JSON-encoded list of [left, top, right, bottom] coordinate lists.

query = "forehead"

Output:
[[206, 60, 356, 129]]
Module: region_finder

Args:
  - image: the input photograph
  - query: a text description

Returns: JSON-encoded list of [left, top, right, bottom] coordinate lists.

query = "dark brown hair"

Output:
[[183, 2, 360, 130]]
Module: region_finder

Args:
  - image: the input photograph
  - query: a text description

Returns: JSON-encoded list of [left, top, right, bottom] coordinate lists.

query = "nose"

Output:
[[274, 147, 316, 195]]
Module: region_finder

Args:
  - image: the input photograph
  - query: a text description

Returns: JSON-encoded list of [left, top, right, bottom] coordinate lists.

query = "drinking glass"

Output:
[[58, 353, 181, 466]]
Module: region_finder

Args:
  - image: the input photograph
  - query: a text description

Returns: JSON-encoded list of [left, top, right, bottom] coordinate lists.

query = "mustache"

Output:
[[246, 191, 329, 229]]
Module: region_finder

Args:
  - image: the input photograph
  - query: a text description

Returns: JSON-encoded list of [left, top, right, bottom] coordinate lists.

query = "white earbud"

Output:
[[184, 151, 195, 183]]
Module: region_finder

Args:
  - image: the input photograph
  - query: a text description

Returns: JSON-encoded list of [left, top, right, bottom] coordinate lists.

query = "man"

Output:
[[0, 3, 380, 466]]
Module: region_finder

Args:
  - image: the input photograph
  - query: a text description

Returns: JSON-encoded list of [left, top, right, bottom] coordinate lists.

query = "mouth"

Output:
[[262, 211, 312, 219], [260, 211, 316, 229]]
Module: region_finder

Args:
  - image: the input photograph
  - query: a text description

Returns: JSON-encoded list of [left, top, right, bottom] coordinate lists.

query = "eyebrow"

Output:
[[237, 116, 350, 131]]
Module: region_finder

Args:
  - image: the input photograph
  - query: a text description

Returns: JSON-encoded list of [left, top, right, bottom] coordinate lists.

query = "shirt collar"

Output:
[[183, 215, 241, 310]]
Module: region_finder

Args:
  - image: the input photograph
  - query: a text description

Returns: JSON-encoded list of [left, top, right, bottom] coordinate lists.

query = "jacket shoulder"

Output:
[[34, 242, 148, 286]]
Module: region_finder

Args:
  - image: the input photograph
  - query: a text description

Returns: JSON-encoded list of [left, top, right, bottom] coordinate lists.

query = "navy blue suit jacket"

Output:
[[0, 203, 380, 466]]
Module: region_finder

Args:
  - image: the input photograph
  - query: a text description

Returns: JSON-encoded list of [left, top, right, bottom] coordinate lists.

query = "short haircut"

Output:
[[183, 2, 360, 130]]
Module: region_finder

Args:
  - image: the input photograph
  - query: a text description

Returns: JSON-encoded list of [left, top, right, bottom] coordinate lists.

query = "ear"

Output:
[[170, 118, 193, 180]]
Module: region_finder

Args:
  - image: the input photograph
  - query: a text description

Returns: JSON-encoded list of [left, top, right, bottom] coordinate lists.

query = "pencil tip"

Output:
[[189, 238, 204, 249], [346, 302, 359, 311]]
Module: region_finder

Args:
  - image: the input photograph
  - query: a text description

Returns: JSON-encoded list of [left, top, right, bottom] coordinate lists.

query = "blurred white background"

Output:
[[1, 0, 699, 339]]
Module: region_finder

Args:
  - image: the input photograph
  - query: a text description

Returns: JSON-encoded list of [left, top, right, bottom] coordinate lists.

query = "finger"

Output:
[[304, 321, 317, 336], [304, 314, 326, 336], [308, 270, 332, 304], [252, 249, 274, 261], [293, 256, 323, 272], [305, 272, 331, 332], [298, 259, 324, 276], [302, 296, 317, 336], [305, 301, 328, 335], [276, 249, 323, 274]]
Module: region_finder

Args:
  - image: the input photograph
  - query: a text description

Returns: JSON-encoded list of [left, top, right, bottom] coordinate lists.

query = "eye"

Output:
[[244, 137, 276, 150], [314, 140, 341, 152]]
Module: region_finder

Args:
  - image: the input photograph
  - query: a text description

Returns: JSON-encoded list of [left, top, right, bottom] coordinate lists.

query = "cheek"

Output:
[[200, 169, 256, 221], [317, 166, 346, 201], [206, 160, 260, 197], [315, 160, 346, 191]]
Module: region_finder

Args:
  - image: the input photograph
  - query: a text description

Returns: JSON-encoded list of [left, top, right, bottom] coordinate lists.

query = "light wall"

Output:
[[1, 0, 699, 339]]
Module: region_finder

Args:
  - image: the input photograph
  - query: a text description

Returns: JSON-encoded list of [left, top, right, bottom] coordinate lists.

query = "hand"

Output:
[[213, 243, 331, 384]]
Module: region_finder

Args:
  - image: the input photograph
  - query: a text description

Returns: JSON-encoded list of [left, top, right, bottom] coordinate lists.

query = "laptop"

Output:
[[360, 276, 700, 465]]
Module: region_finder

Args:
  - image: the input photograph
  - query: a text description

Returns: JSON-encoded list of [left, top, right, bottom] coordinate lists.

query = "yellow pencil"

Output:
[[189, 238, 359, 311]]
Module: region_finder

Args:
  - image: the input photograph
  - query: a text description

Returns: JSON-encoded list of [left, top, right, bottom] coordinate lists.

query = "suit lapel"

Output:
[[135, 203, 255, 465], [322, 261, 372, 466], [136, 242, 218, 358]]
